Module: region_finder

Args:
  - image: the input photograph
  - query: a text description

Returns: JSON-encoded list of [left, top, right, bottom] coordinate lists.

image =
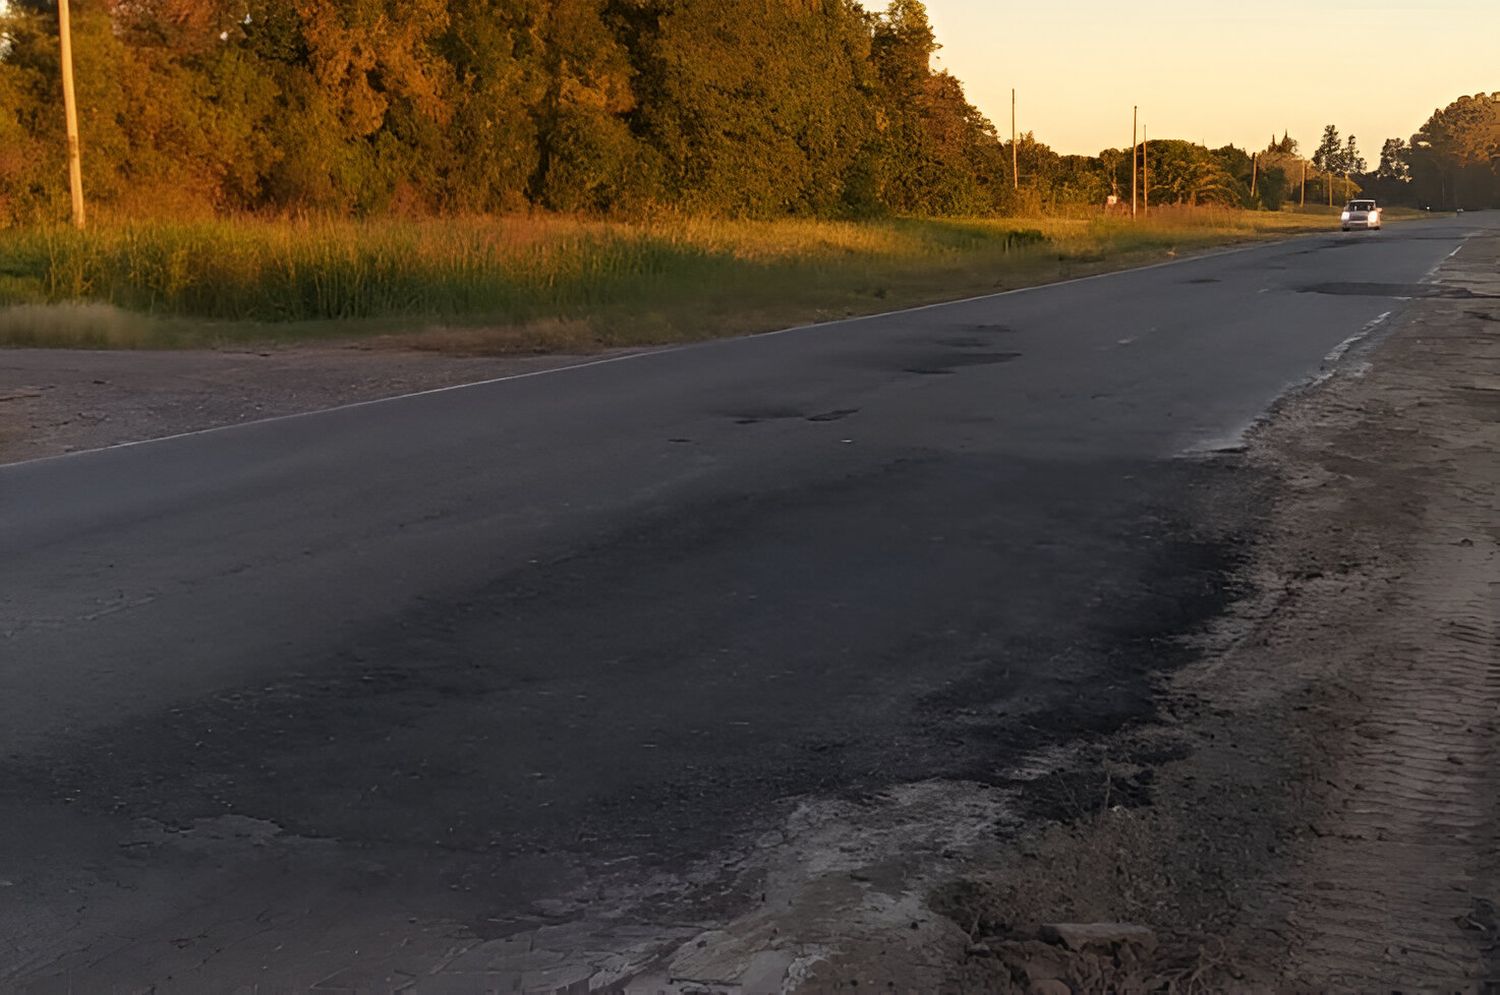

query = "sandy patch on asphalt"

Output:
[[886, 230, 1500, 992], [0, 344, 626, 465]]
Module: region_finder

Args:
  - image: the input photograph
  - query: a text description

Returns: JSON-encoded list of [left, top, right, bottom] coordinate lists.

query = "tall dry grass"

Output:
[[0, 209, 1347, 352]]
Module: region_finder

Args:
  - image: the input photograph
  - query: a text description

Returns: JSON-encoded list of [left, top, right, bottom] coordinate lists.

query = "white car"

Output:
[[1341, 200, 1382, 231]]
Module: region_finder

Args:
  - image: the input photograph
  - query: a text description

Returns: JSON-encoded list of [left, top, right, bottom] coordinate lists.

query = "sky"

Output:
[[922, 0, 1499, 160]]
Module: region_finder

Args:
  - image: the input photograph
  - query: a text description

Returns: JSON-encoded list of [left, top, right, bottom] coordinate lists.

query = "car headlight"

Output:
[[1341, 211, 1351, 221]]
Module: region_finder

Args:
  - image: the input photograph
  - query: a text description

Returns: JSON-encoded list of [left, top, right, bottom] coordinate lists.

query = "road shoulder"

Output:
[[0, 346, 613, 465]]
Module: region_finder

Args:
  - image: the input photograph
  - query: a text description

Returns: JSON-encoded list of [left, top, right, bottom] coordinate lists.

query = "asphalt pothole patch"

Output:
[[1298, 282, 1498, 299]]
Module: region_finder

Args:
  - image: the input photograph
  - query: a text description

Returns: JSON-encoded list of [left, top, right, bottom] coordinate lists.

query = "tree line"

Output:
[[1292, 97, 1500, 211], [1360, 94, 1500, 210], [2, 1, 1496, 224], [0, 0, 1020, 222]]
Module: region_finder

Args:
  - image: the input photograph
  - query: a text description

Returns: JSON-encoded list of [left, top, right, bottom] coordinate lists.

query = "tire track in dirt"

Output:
[[1283, 527, 1498, 986], [1272, 233, 1500, 988]]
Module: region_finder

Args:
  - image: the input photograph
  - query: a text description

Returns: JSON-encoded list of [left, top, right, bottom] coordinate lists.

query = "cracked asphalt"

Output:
[[0, 215, 1483, 991]]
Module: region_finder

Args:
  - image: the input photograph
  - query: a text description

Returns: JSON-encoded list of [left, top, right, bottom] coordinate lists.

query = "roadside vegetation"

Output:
[[0, 208, 1362, 352], [0, 0, 1479, 353]]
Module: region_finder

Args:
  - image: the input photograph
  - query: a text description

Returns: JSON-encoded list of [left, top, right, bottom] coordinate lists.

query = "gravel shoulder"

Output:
[[0, 345, 624, 465]]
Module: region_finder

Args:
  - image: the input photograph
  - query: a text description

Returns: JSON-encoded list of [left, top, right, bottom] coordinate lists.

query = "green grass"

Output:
[[0, 208, 1388, 353]]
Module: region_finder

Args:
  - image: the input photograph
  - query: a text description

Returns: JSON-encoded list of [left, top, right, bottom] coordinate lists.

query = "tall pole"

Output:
[[1300, 160, 1306, 207], [1142, 126, 1148, 215], [1251, 152, 1258, 199], [1011, 88, 1018, 191], [58, 0, 86, 230], [1130, 107, 1138, 219]]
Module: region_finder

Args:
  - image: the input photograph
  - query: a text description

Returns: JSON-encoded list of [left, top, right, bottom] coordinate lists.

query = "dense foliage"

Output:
[[3, 2, 1495, 222], [0, 0, 1022, 221], [1401, 93, 1500, 209]]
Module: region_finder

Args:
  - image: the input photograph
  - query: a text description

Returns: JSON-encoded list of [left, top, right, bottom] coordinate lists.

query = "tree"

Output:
[[1266, 131, 1297, 155], [22, 0, 1401, 222], [1134, 139, 1241, 207], [438, 0, 545, 213], [616, 0, 879, 216], [292, 0, 450, 140], [1341, 134, 1365, 175], [1312, 125, 1342, 173], [870, 0, 935, 93], [1377, 138, 1411, 182], [1256, 165, 1288, 210], [110, 0, 246, 51], [1409, 92, 1500, 209], [527, 0, 645, 212], [867, 0, 1005, 215]]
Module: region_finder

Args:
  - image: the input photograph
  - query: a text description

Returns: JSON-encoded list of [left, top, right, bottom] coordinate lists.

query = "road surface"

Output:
[[0, 216, 1480, 989]]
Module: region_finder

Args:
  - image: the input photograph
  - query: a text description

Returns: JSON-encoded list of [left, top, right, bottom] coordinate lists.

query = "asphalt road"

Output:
[[0, 216, 1480, 988]]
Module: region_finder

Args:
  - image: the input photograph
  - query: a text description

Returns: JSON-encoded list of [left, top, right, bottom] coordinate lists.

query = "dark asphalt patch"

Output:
[[1184, 278, 1221, 284], [728, 407, 804, 424], [1291, 240, 1362, 255], [1298, 282, 1498, 299], [0, 452, 1265, 914], [1380, 231, 1485, 241], [916, 501, 1255, 806], [901, 352, 1021, 375]]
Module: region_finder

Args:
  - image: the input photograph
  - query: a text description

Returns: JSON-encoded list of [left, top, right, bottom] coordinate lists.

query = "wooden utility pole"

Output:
[[57, 0, 86, 230], [1131, 106, 1137, 219], [1011, 88, 1018, 191], [1300, 160, 1306, 207], [1251, 153, 1258, 199], [1142, 126, 1149, 215]]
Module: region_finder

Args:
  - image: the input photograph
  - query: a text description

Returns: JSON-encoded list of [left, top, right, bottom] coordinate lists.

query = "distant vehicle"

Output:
[[1341, 200, 1382, 231]]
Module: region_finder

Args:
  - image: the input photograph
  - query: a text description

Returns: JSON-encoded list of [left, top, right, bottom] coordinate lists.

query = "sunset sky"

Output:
[[924, 0, 1499, 160]]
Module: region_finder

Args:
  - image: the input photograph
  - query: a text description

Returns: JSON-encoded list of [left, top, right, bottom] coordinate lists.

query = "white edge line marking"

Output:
[[1324, 311, 1393, 365], [1180, 221, 1478, 458], [0, 222, 1452, 471], [0, 350, 667, 470], [1422, 226, 1480, 282]]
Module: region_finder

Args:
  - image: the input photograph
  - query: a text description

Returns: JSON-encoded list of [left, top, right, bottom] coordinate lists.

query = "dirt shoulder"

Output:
[[888, 229, 1500, 991]]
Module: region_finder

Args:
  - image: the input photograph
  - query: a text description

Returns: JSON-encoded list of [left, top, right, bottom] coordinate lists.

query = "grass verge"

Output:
[[0, 207, 1408, 353]]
